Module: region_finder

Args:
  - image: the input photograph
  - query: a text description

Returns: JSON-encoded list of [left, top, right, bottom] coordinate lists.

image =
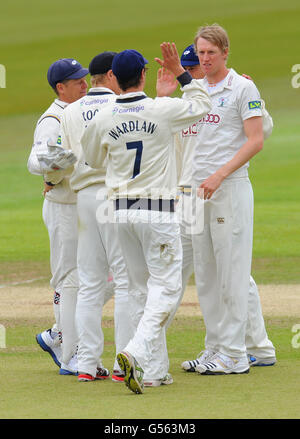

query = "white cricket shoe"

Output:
[[195, 352, 250, 375], [59, 354, 78, 375], [36, 329, 62, 367], [247, 354, 276, 367], [181, 349, 215, 372], [144, 373, 174, 387]]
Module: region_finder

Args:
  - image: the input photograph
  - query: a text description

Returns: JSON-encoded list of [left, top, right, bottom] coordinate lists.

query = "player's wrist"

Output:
[[216, 167, 229, 181], [177, 71, 193, 87]]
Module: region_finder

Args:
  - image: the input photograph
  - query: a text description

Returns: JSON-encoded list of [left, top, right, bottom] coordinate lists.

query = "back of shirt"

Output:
[[60, 87, 116, 192], [81, 79, 212, 200]]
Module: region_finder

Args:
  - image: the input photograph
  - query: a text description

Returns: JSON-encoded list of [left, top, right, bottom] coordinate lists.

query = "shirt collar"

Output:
[[54, 98, 69, 109], [87, 86, 115, 95], [203, 68, 235, 95], [117, 91, 147, 100]]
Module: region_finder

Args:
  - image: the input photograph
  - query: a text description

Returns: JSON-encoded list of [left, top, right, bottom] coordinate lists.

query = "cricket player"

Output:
[[81, 44, 212, 393], [56, 51, 134, 382], [27, 58, 89, 373], [181, 24, 275, 375], [162, 44, 276, 371]]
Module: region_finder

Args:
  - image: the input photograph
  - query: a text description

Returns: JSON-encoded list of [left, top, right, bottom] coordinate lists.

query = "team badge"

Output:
[[218, 97, 229, 107]]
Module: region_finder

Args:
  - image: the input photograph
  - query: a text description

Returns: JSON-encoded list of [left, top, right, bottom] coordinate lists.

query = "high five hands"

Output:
[[155, 42, 185, 97]]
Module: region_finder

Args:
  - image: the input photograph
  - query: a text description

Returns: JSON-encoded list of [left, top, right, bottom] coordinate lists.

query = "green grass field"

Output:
[[0, 0, 300, 422]]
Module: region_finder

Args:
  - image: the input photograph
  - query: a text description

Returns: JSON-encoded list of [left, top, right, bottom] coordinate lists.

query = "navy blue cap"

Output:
[[89, 51, 117, 75], [47, 58, 89, 89], [112, 49, 148, 81], [180, 45, 199, 66]]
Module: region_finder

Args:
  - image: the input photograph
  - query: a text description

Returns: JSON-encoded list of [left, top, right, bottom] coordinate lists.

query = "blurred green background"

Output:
[[0, 0, 299, 283]]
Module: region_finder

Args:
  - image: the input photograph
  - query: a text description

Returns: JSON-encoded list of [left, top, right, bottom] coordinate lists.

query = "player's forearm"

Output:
[[27, 137, 50, 175], [81, 123, 105, 169], [182, 80, 211, 114], [216, 135, 264, 180]]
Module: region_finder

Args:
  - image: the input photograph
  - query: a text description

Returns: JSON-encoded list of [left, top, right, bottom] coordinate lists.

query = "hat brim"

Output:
[[181, 60, 199, 66], [64, 67, 89, 81]]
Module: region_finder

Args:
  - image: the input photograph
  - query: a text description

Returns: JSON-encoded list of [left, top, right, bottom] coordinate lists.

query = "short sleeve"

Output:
[[237, 80, 263, 121]]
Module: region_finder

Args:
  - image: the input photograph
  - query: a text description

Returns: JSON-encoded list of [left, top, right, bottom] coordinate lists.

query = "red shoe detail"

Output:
[[112, 374, 125, 382], [78, 373, 94, 382]]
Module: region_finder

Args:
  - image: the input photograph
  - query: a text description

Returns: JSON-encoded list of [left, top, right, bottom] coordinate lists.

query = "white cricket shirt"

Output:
[[192, 68, 263, 184], [81, 79, 212, 200]]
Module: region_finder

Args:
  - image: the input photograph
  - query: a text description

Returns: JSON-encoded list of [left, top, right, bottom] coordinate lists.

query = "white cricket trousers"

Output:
[[42, 199, 79, 364], [116, 208, 182, 380], [192, 177, 254, 358], [167, 192, 275, 359], [75, 185, 133, 377]]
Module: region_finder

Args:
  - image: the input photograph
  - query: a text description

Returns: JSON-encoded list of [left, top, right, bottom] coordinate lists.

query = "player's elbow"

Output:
[[27, 157, 42, 176]]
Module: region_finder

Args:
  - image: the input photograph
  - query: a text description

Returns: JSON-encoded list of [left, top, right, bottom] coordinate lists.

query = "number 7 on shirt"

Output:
[[126, 141, 143, 179]]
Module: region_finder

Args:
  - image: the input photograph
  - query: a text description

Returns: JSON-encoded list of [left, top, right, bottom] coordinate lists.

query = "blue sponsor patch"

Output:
[[56, 135, 61, 145], [248, 100, 261, 110]]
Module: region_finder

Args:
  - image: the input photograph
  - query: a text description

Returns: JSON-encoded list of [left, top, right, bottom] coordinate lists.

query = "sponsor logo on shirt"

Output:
[[80, 98, 109, 106], [248, 100, 261, 110], [182, 114, 221, 136], [182, 123, 197, 137], [199, 113, 220, 124], [112, 105, 145, 115]]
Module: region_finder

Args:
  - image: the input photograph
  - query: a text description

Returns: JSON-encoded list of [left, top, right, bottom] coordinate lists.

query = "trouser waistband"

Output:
[[114, 198, 175, 212]]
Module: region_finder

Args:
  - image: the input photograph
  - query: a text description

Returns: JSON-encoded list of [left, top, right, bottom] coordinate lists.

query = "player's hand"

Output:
[[242, 74, 253, 81], [197, 171, 225, 200], [156, 67, 178, 97], [155, 42, 185, 78], [43, 182, 54, 197]]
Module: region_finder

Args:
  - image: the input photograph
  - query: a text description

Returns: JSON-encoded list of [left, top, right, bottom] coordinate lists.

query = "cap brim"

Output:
[[181, 60, 199, 66], [65, 67, 89, 80]]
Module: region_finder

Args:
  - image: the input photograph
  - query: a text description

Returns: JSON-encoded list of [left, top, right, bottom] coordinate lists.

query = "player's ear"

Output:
[[223, 48, 229, 61], [107, 69, 113, 79], [55, 82, 64, 96]]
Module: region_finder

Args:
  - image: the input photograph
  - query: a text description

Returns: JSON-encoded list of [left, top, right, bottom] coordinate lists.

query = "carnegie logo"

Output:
[[112, 105, 145, 115]]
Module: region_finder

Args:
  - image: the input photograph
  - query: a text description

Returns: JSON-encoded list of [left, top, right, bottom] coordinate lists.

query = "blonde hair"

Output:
[[194, 24, 230, 54]]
